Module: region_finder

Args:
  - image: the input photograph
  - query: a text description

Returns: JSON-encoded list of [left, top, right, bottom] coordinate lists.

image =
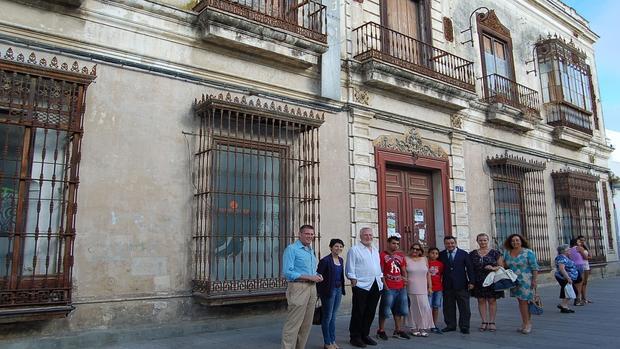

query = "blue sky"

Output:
[[562, 0, 620, 131]]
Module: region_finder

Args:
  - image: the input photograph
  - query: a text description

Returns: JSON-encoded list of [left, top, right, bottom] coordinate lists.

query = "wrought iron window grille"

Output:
[[0, 48, 95, 319], [192, 93, 322, 303], [552, 169, 606, 263], [487, 154, 551, 267]]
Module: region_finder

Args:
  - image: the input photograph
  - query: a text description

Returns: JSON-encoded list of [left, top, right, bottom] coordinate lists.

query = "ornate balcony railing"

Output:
[[194, 0, 327, 43], [545, 102, 593, 135], [482, 74, 540, 116], [353, 22, 475, 91]]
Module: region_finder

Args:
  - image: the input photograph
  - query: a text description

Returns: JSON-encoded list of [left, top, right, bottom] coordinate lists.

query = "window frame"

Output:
[[192, 94, 323, 305], [552, 170, 606, 264], [0, 49, 95, 321], [487, 155, 551, 267], [536, 38, 597, 132]]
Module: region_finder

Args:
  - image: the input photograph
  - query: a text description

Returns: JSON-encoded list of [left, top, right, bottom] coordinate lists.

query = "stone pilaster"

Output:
[[348, 108, 378, 241], [449, 131, 470, 250]]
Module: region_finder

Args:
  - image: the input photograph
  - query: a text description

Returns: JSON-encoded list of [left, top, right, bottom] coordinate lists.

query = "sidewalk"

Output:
[[4, 277, 618, 349], [101, 276, 618, 349]]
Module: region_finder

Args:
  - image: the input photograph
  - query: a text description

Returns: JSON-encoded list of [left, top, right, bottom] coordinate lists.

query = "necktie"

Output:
[[449, 251, 454, 264]]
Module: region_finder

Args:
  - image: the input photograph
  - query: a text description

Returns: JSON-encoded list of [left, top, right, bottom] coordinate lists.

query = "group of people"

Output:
[[554, 235, 593, 313], [279, 225, 579, 349]]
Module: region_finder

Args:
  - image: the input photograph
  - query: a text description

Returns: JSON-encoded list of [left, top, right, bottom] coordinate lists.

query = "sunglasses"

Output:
[[411, 248, 421, 251]]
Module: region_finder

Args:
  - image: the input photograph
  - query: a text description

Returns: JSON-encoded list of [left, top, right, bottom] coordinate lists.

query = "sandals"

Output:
[[479, 322, 488, 332], [487, 322, 496, 332]]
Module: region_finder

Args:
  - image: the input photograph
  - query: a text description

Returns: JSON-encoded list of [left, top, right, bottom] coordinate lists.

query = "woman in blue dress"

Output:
[[502, 234, 539, 335]]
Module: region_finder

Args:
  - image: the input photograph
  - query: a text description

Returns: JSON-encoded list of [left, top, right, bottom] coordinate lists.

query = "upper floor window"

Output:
[[481, 34, 512, 79], [537, 38, 597, 133], [382, 0, 430, 43], [192, 94, 323, 303], [0, 48, 95, 320]]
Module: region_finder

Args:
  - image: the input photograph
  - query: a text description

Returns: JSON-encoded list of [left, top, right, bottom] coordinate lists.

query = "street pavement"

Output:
[[97, 276, 620, 349]]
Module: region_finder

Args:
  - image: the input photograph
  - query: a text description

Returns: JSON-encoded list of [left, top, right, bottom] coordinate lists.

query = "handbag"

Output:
[[564, 283, 577, 299], [491, 267, 518, 291], [312, 299, 322, 325], [528, 293, 544, 315]]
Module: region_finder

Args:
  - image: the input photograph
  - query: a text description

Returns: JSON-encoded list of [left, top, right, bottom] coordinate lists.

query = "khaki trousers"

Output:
[[281, 282, 317, 349]]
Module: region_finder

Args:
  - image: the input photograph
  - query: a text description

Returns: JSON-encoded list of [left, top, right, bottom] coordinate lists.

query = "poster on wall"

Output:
[[387, 212, 398, 237], [414, 209, 424, 222]]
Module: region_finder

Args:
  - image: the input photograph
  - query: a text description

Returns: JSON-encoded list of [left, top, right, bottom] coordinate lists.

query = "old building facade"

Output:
[[0, 0, 617, 340]]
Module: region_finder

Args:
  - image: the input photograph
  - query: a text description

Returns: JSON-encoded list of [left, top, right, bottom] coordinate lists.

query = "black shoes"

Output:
[[557, 304, 575, 313], [442, 327, 457, 332], [363, 336, 378, 346], [350, 337, 367, 348], [393, 330, 411, 339], [460, 328, 470, 334], [376, 330, 388, 341]]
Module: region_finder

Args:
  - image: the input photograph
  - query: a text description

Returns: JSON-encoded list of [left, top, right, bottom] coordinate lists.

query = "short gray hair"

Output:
[[557, 244, 570, 254]]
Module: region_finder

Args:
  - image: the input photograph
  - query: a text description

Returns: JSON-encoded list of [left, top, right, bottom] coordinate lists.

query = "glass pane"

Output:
[[211, 145, 281, 282], [21, 128, 67, 276], [494, 181, 523, 243], [0, 124, 24, 279]]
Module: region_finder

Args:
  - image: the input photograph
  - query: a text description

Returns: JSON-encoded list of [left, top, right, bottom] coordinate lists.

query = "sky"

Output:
[[561, 0, 620, 132]]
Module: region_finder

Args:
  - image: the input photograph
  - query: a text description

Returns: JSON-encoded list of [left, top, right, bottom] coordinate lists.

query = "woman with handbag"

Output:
[[555, 244, 581, 313], [470, 233, 504, 332], [316, 239, 346, 349], [502, 234, 539, 335]]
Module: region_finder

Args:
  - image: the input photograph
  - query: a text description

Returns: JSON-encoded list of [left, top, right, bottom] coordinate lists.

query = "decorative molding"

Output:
[[194, 92, 325, 126], [373, 128, 448, 159], [1, 47, 97, 76], [353, 87, 370, 105], [477, 10, 511, 39], [443, 17, 454, 42], [451, 112, 466, 129]]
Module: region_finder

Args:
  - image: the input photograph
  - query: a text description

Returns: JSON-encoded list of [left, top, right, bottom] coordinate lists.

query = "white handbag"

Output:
[[564, 283, 577, 299]]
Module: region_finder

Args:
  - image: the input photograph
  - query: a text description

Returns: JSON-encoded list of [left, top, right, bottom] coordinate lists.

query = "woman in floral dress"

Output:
[[502, 234, 539, 335], [470, 233, 504, 332]]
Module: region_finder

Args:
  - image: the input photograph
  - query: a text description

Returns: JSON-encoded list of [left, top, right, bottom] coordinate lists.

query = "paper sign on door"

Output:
[[414, 209, 424, 223], [387, 212, 398, 237]]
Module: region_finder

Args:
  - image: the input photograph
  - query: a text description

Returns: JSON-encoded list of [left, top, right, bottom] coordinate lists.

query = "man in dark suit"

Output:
[[439, 236, 475, 334]]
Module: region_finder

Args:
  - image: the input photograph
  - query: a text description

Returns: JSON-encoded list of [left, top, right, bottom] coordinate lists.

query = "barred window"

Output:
[[602, 182, 614, 251], [487, 155, 551, 266], [552, 170, 605, 263], [192, 94, 322, 303], [536, 37, 596, 132], [0, 49, 95, 318]]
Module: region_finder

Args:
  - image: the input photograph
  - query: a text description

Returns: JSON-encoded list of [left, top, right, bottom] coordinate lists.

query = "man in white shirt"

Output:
[[346, 227, 383, 347]]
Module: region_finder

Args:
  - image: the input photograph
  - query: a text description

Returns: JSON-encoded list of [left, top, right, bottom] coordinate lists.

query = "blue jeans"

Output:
[[379, 288, 409, 318], [320, 287, 342, 345]]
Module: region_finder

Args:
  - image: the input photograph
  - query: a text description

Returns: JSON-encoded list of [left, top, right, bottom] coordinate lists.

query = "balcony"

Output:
[[482, 74, 541, 131], [194, 0, 328, 68], [352, 22, 476, 109], [546, 102, 593, 148]]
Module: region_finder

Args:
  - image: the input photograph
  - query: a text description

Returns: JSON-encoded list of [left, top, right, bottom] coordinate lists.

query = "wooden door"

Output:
[[382, 0, 429, 66], [384, 167, 435, 251]]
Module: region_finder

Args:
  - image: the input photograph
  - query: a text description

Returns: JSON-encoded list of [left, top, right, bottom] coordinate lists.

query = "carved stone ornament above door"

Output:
[[373, 128, 448, 160]]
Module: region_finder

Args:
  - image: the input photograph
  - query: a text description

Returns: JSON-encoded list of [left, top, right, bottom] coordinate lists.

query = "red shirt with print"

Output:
[[380, 251, 406, 290], [428, 259, 444, 291]]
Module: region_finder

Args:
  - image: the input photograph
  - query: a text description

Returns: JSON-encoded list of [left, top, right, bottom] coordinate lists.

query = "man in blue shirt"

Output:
[[281, 224, 323, 349]]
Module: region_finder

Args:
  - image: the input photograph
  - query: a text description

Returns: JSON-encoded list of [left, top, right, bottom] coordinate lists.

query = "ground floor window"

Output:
[[487, 154, 551, 267], [552, 170, 606, 263], [192, 94, 322, 302], [0, 51, 94, 316]]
